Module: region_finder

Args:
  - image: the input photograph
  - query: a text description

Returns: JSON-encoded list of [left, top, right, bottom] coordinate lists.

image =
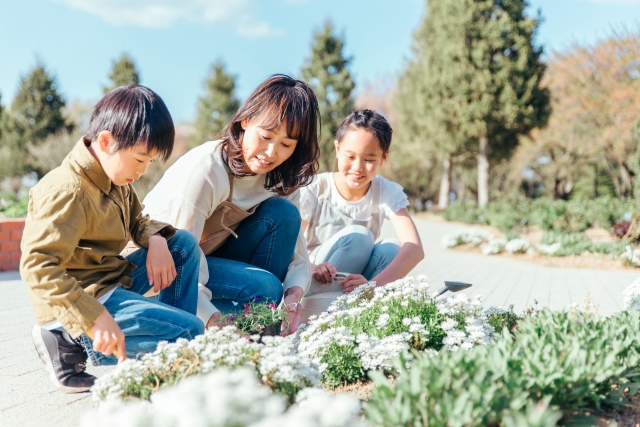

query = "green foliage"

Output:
[[220, 300, 283, 336], [365, 310, 640, 426], [444, 197, 633, 235], [0, 193, 28, 218], [103, 53, 141, 94], [190, 60, 239, 147], [301, 20, 355, 171], [540, 231, 629, 257]]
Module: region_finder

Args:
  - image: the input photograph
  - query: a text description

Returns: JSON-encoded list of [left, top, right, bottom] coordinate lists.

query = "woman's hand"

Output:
[[281, 286, 304, 336], [147, 234, 177, 293], [312, 262, 337, 284], [340, 274, 369, 294]]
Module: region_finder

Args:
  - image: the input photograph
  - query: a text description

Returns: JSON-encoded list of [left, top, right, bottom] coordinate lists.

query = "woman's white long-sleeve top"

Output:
[[141, 140, 311, 323]]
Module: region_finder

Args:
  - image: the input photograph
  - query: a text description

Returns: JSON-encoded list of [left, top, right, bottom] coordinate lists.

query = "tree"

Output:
[[191, 60, 240, 147], [8, 62, 72, 146], [398, 0, 550, 208], [0, 62, 73, 179], [301, 20, 355, 171], [516, 29, 640, 200], [103, 53, 141, 94]]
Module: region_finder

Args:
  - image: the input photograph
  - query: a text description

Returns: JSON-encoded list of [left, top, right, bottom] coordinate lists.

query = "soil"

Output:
[[326, 381, 376, 401]]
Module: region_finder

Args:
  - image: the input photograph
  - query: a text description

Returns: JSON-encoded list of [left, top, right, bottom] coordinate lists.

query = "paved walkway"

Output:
[[1, 216, 638, 426]]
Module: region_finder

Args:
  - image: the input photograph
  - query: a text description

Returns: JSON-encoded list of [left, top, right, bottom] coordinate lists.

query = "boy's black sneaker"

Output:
[[31, 325, 96, 393]]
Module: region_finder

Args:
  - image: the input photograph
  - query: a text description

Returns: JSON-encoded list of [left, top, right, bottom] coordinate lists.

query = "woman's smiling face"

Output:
[[240, 117, 298, 175]]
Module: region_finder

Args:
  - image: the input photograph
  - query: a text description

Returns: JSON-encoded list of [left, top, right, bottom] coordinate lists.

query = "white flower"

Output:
[[376, 314, 390, 328], [481, 238, 507, 255], [624, 276, 640, 311], [537, 242, 561, 255], [504, 238, 531, 254], [402, 318, 412, 326], [621, 246, 640, 267]]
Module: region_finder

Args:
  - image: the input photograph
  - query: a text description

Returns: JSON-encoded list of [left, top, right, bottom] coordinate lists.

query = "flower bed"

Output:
[[91, 326, 320, 404], [442, 227, 636, 267], [365, 309, 640, 426], [294, 276, 521, 388], [84, 368, 365, 427]]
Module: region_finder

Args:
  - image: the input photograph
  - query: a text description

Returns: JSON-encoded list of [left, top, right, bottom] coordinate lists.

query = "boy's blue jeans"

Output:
[[82, 230, 204, 366], [310, 225, 401, 280], [205, 197, 300, 314]]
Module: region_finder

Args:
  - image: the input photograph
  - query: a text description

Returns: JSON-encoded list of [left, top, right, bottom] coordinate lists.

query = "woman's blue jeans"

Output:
[[83, 230, 204, 366], [310, 224, 401, 280], [204, 197, 300, 314]]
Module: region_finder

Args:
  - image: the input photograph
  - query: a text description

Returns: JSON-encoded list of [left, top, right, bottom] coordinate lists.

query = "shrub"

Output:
[[220, 300, 284, 336], [365, 310, 640, 426], [91, 326, 320, 405], [295, 276, 519, 389]]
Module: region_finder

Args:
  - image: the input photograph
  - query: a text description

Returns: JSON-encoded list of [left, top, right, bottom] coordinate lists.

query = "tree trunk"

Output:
[[477, 135, 489, 208], [438, 156, 452, 210]]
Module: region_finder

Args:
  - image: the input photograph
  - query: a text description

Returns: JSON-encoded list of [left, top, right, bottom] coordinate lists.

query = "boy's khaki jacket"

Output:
[[20, 137, 175, 338]]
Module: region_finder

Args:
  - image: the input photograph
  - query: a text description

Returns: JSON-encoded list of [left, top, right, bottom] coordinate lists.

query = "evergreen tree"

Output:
[[398, 0, 550, 207], [8, 62, 72, 146], [103, 53, 141, 93], [301, 20, 355, 171], [191, 60, 239, 147]]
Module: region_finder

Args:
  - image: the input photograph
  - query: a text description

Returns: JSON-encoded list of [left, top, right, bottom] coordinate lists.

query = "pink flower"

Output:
[[229, 315, 235, 321], [268, 303, 276, 310]]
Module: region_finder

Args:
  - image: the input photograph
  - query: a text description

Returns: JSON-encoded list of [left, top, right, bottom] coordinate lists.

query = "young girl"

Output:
[[140, 75, 319, 335], [300, 110, 424, 303]]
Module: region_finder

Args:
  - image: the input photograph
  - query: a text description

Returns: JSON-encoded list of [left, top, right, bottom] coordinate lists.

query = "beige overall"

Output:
[[199, 172, 258, 256]]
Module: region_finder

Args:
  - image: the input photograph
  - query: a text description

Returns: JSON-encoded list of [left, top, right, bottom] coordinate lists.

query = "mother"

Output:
[[141, 74, 319, 334]]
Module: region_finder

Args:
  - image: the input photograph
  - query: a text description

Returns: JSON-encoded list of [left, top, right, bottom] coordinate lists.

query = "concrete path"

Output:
[[1, 215, 638, 426]]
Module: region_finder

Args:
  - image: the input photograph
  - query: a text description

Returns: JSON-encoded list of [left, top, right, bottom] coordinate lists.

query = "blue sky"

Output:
[[0, 0, 639, 123]]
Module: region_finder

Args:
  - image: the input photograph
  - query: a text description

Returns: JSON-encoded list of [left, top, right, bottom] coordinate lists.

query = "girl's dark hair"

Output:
[[86, 85, 174, 161], [335, 109, 393, 156], [221, 74, 320, 196]]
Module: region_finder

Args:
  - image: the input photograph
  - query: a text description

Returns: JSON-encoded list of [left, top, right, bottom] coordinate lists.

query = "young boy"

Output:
[[20, 86, 204, 394]]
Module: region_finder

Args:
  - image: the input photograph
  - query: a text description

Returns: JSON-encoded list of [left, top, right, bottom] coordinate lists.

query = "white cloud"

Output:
[[50, 0, 283, 37]]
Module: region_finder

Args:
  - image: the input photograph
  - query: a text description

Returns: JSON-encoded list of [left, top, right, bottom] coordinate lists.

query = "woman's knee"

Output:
[[259, 197, 301, 229], [254, 274, 284, 305]]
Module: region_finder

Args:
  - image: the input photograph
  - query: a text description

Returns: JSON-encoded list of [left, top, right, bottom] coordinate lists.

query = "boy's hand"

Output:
[[312, 262, 337, 284], [90, 309, 126, 363], [147, 234, 176, 293], [281, 286, 304, 336], [340, 274, 369, 294]]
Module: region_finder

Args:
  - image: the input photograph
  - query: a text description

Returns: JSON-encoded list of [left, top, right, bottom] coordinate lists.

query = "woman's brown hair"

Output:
[[220, 74, 320, 196]]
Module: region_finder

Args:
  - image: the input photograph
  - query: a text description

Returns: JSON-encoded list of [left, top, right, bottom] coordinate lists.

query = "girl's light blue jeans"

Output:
[[83, 230, 204, 366], [204, 197, 301, 314], [310, 225, 401, 280]]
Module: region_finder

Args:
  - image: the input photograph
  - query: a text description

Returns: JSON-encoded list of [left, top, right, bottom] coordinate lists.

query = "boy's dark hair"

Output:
[[86, 85, 175, 161], [336, 109, 393, 156], [221, 74, 320, 196]]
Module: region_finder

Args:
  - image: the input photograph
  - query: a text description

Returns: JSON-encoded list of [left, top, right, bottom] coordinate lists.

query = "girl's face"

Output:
[[240, 118, 298, 175], [334, 128, 386, 192]]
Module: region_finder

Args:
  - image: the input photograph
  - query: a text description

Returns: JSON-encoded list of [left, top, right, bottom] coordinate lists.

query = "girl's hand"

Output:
[[312, 262, 337, 284], [340, 274, 369, 294], [147, 234, 177, 293], [281, 286, 304, 336]]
